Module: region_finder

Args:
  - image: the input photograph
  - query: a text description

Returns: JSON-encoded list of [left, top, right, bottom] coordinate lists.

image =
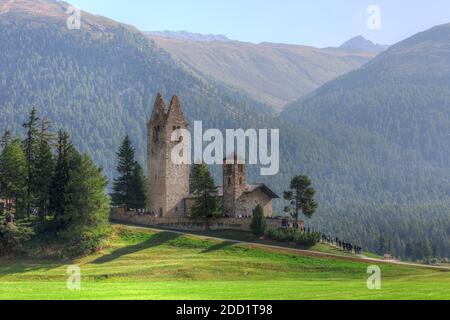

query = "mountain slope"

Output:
[[147, 35, 378, 110], [282, 23, 450, 257], [284, 23, 450, 169], [0, 0, 277, 177]]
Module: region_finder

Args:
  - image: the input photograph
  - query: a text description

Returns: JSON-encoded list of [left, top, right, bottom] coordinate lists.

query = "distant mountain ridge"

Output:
[[340, 35, 389, 52], [147, 34, 379, 109], [144, 30, 231, 42]]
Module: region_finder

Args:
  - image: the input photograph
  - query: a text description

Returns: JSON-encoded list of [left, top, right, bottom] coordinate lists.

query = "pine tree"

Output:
[[34, 120, 56, 225], [189, 163, 201, 193], [49, 131, 77, 229], [189, 163, 221, 229], [22, 107, 40, 217], [250, 204, 267, 237], [112, 136, 138, 209], [0, 140, 28, 218], [129, 163, 148, 210], [283, 175, 318, 222], [59, 154, 110, 255]]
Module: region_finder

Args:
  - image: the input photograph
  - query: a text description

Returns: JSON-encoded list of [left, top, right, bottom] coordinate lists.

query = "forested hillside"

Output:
[[283, 23, 450, 259], [0, 1, 275, 177], [0, 0, 448, 259]]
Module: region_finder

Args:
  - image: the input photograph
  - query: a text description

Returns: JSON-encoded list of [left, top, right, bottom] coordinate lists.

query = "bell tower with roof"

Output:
[[147, 93, 190, 216]]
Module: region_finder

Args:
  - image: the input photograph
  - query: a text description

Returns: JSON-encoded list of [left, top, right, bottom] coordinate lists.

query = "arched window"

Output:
[[228, 177, 232, 186]]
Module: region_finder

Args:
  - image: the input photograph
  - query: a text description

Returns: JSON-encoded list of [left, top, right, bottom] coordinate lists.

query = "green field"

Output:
[[0, 225, 448, 300]]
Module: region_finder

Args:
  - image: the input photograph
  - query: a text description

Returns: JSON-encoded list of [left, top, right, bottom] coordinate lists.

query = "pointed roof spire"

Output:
[[166, 95, 188, 124], [153, 92, 166, 114], [148, 93, 166, 125], [167, 95, 182, 115]]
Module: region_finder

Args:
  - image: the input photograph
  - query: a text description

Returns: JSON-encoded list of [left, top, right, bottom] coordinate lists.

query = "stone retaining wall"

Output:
[[110, 208, 282, 232]]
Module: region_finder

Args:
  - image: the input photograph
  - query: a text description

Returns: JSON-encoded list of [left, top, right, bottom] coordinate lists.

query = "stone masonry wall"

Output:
[[111, 208, 282, 232]]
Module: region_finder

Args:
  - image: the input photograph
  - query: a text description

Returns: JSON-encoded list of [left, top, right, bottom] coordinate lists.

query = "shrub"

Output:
[[0, 211, 33, 256], [265, 228, 320, 248], [250, 205, 267, 237]]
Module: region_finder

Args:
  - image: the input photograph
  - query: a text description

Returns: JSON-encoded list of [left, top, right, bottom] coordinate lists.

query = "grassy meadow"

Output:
[[0, 225, 448, 300]]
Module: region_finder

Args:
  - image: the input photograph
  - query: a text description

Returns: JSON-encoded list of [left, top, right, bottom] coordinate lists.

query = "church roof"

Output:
[[245, 184, 280, 199]]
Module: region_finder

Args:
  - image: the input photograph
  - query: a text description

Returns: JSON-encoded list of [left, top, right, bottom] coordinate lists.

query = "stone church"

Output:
[[147, 93, 279, 218]]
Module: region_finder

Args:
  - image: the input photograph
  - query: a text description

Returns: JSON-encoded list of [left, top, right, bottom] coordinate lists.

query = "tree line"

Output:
[[0, 108, 110, 256]]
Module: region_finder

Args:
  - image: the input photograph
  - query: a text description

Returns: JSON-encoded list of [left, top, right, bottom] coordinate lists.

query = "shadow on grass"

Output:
[[0, 261, 62, 278], [201, 241, 238, 254], [93, 232, 180, 264]]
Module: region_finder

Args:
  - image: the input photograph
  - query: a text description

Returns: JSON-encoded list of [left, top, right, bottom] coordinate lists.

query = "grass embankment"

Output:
[[179, 228, 358, 256], [0, 225, 448, 300]]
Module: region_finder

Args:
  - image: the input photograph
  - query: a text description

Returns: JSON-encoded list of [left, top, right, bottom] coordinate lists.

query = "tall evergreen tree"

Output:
[[283, 175, 318, 222], [189, 163, 201, 193], [49, 131, 76, 228], [189, 163, 221, 229], [59, 154, 110, 255], [128, 163, 148, 210], [112, 136, 145, 209], [0, 140, 28, 217], [22, 107, 40, 217], [34, 119, 56, 225]]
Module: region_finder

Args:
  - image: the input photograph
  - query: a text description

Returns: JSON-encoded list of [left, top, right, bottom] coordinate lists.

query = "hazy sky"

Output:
[[69, 0, 450, 47]]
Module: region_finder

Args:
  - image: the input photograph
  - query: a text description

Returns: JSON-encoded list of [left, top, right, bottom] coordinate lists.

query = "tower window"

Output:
[[173, 126, 183, 142], [239, 164, 244, 173], [239, 177, 243, 185], [228, 177, 232, 186]]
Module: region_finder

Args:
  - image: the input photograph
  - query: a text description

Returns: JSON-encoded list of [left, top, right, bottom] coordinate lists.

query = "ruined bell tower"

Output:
[[223, 153, 247, 217], [147, 93, 190, 217]]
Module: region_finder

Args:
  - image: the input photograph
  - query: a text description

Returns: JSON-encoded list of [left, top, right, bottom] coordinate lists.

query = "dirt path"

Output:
[[115, 223, 450, 271]]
